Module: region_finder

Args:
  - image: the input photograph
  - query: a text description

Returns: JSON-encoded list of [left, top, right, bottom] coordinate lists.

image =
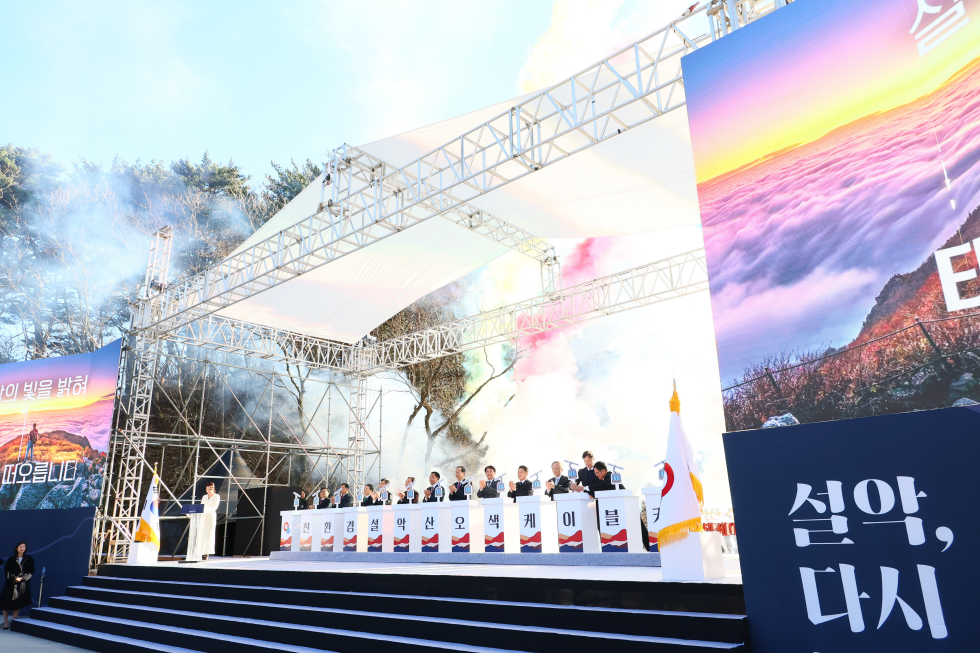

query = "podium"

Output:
[[517, 495, 558, 553], [279, 511, 301, 552], [554, 493, 600, 553], [183, 504, 207, 562], [392, 503, 422, 552], [594, 489, 643, 553], [480, 497, 519, 553], [450, 500, 484, 552], [316, 509, 340, 552], [299, 510, 315, 552], [419, 501, 452, 552], [341, 506, 368, 552], [640, 487, 663, 552], [364, 505, 395, 552]]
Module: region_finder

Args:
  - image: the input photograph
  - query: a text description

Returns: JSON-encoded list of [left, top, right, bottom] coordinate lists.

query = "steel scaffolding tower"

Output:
[[94, 0, 788, 565]]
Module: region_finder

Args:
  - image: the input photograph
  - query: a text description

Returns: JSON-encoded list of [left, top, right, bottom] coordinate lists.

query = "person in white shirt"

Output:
[[199, 482, 221, 560]]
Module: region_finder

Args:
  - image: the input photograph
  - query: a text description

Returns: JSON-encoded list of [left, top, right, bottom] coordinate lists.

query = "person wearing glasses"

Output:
[[449, 466, 468, 501], [545, 461, 571, 500]]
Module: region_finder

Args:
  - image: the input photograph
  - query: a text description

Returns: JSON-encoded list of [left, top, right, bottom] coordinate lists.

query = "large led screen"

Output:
[[683, 0, 980, 430], [0, 340, 121, 510]]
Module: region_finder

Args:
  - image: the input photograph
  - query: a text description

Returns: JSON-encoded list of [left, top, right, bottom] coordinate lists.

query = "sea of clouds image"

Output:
[[0, 396, 114, 452], [699, 57, 980, 383]]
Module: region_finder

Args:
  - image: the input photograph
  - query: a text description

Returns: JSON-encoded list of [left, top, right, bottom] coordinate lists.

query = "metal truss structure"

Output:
[[366, 249, 709, 371], [95, 0, 786, 564]]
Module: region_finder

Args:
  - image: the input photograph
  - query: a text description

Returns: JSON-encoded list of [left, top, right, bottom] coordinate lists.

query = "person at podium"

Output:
[[377, 479, 391, 504], [507, 466, 533, 500], [585, 462, 615, 497], [477, 465, 500, 499], [316, 488, 332, 509], [297, 489, 310, 510], [338, 483, 353, 508], [449, 466, 468, 501], [361, 484, 379, 506], [397, 476, 419, 504], [572, 451, 598, 494], [545, 461, 570, 499], [199, 482, 221, 561], [423, 472, 443, 502]]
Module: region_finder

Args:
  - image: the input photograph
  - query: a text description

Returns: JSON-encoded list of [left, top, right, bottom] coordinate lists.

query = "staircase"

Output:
[[14, 563, 749, 652]]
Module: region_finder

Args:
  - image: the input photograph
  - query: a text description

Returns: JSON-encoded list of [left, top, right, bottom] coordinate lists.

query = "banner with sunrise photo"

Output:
[[0, 340, 121, 510], [683, 0, 980, 430]]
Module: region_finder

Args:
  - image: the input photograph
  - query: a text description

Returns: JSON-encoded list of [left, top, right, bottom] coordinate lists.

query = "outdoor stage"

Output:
[[14, 554, 749, 651], [173, 552, 742, 580]]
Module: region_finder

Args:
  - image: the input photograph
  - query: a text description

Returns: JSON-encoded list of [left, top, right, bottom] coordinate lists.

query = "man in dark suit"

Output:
[[449, 466, 468, 501], [376, 479, 391, 504], [316, 488, 332, 509], [338, 483, 353, 508], [397, 476, 419, 504], [477, 465, 500, 499], [545, 461, 570, 500], [361, 484, 379, 506], [423, 471, 443, 503], [572, 450, 598, 495], [586, 461, 617, 497], [507, 465, 534, 500]]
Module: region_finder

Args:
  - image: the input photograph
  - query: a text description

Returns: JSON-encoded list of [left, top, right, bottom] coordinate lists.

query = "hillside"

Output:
[[0, 430, 98, 466], [857, 203, 980, 341], [0, 430, 104, 510]]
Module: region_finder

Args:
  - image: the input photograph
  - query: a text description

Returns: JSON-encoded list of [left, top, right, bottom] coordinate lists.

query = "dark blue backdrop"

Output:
[[0, 506, 95, 611], [725, 406, 978, 652]]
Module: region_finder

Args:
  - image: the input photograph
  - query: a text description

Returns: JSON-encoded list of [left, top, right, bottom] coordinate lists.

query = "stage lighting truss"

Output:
[[367, 248, 709, 371], [135, 145, 559, 337], [101, 0, 786, 564], [129, 0, 786, 337], [165, 248, 708, 374]]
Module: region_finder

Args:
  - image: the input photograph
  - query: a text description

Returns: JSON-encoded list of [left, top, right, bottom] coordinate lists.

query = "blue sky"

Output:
[[2, 1, 694, 182], [2, 1, 553, 180]]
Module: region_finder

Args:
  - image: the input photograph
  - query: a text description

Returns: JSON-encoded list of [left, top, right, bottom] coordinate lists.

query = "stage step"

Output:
[[12, 617, 204, 653], [73, 576, 747, 643], [17, 564, 749, 652]]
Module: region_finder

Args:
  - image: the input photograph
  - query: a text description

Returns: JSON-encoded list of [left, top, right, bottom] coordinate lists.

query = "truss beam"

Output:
[[326, 9, 712, 239], [367, 249, 708, 371]]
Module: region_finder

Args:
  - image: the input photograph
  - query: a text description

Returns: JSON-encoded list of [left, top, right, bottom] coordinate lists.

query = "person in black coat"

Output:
[[297, 489, 310, 510], [423, 472, 443, 503], [586, 461, 617, 497], [396, 476, 420, 504], [316, 489, 332, 509], [361, 484, 379, 507], [337, 484, 353, 508], [449, 466, 469, 501], [545, 461, 571, 500], [477, 465, 500, 499], [2, 541, 33, 629], [507, 465, 534, 500], [572, 450, 598, 494]]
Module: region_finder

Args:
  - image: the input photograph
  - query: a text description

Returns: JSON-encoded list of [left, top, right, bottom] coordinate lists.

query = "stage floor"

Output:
[[153, 553, 743, 584]]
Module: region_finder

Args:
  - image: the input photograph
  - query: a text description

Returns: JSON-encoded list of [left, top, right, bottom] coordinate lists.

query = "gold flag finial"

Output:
[[670, 379, 680, 413]]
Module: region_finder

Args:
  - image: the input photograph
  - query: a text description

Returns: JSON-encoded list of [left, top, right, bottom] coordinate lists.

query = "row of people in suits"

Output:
[[296, 450, 617, 508]]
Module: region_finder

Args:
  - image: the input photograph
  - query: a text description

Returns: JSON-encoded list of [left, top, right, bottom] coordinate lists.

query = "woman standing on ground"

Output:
[[1, 542, 34, 630]]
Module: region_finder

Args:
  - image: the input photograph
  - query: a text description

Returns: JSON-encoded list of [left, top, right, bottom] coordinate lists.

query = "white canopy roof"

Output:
[[218, 93, 699, 342]]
